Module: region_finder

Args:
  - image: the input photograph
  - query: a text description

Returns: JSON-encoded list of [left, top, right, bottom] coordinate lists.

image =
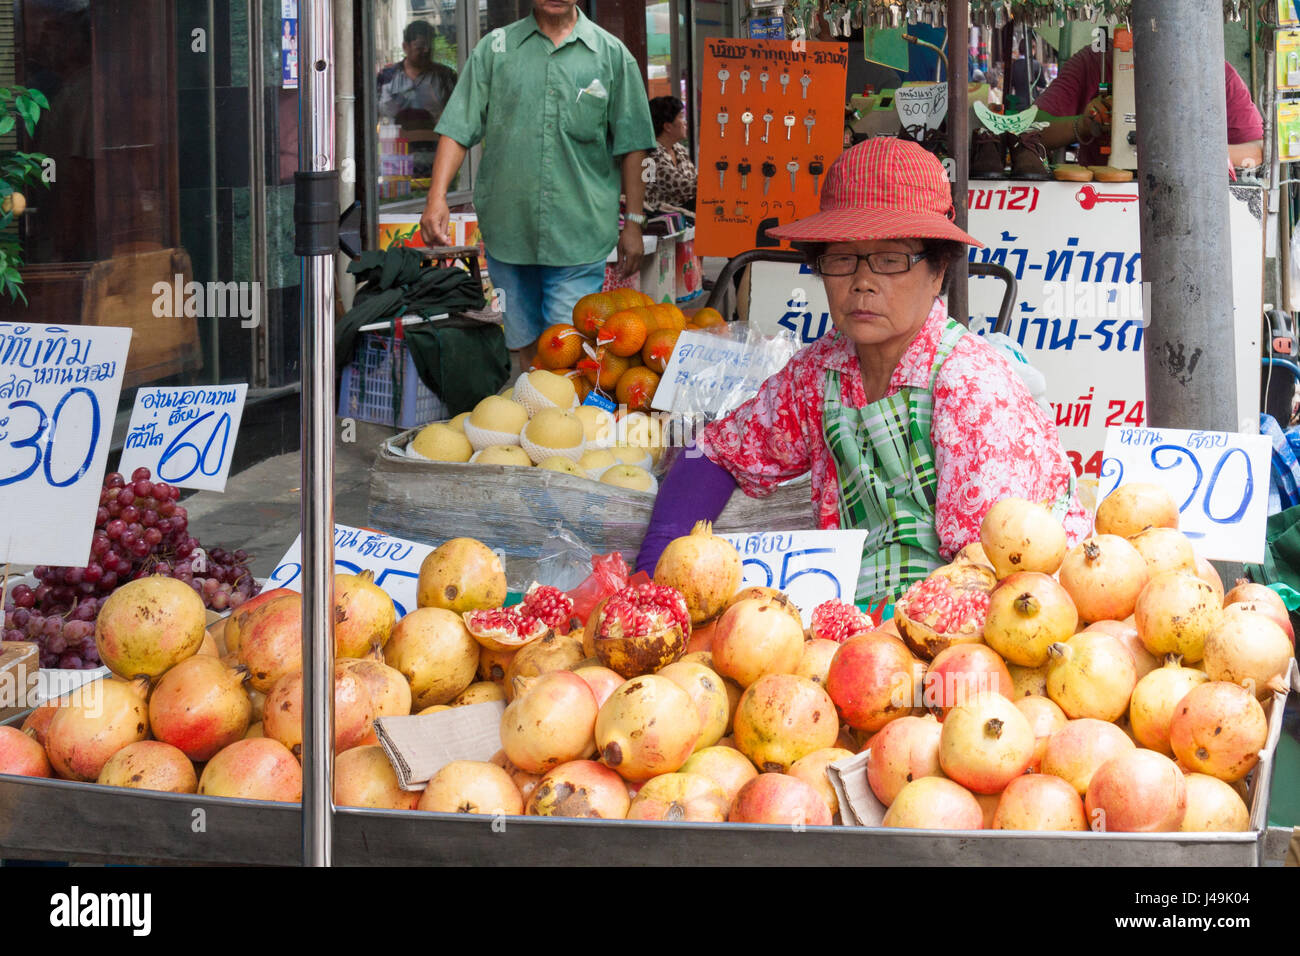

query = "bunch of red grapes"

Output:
[[2, 467, 261, 669]]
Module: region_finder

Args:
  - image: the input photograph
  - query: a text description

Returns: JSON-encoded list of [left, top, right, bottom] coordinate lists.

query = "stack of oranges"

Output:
[[533, 290, 726, 414]]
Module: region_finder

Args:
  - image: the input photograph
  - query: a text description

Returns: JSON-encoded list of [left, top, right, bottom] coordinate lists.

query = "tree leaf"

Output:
[[25, 89, 49, 110], [0, 116, 14, 137]]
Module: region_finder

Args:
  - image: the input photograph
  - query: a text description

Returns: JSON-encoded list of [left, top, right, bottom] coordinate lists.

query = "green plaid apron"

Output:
[[823, 318, 968, 605]]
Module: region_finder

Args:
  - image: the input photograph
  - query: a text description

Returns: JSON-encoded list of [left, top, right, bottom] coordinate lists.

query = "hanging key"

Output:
[[759, 69, 770, 93], [809, 159, 824, 195], [783, 113, 797, 141], [804, 113, 816, 144], [738, 160, 752, 191], [799, 73, 812, 100], [787, 159, 800, 192], [715, 160, 728, 190], [717, 68, 731, 95], [741, 110, 754, 145], [761, 161, 777, 195], [779, 71, 791, 96], [740, 68, 751, 94], [717, 109, 729, 138], [762, 110, 774, 142]]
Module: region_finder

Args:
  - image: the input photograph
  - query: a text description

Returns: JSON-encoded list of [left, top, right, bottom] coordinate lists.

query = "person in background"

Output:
[[646, 96, 696, 212], [377, 20, 460, 179], [1009, 39, 1048, 109]]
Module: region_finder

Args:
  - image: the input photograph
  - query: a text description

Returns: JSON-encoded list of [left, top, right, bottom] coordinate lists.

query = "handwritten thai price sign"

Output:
[[719, 530, 867, 626], [894, 84, 947, 133], [0, 323, 132, 567], [652, 330, 761, 413], [117, 385, 249, 492], [268, 524, 436, 618], [1099, 427, 1271, 563]]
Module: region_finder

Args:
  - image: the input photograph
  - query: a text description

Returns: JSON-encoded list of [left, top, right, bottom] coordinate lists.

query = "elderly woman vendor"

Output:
[[636, 138, 1089, 605]]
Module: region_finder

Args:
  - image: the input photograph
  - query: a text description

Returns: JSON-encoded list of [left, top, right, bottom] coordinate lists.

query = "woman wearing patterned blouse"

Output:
[[646, 96, 697, 212], [636, 138, 1087, 605]]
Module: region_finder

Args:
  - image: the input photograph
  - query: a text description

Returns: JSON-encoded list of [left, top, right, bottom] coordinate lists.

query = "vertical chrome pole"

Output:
[[298, 0, 337, 867], [946, 0, 969, 324]]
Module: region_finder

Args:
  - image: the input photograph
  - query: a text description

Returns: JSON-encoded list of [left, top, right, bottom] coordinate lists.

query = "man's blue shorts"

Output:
[[485, 253, 608, 351]]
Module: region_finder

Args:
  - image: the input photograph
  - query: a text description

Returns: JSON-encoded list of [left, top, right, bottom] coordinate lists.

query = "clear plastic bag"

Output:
[[671, 320, 801, 424], [528, 524, 599, 594]]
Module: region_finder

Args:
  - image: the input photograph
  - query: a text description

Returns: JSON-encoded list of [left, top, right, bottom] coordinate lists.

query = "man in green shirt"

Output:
[[420, 0, 656, 366]]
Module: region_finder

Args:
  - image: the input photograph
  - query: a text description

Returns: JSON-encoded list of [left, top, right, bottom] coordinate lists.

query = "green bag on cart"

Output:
[[1242, 504, 1300, 612]]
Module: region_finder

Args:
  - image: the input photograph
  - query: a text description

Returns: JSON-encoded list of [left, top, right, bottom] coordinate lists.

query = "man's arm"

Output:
[[419, 136, 469, 245], [617, 150, 647, 279], [1229, 140, 1264, 168]]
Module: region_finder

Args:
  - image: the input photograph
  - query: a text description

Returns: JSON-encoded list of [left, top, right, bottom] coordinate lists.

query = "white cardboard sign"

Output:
[[1099, 427, 1271, 563], [652, 330, 763, 412], [719, 529, 868, 626], [117, 384, 249, 492], [268, 523, 436, 618], [0, 322, 132, 567], [894, 84, 947, 132]]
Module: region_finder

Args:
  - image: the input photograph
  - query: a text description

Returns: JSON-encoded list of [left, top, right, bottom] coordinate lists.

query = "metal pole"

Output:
[[1131, 1, 1238, 432], [298, 0, 337, 867], [947, 0, 969, 324]]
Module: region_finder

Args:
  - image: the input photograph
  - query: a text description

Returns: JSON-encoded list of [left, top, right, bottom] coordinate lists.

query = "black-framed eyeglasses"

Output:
[[815, 251, 927, 276]]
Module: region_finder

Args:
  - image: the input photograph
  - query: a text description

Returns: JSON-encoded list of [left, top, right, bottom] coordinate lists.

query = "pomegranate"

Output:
[[339, 658, 413, 718], [245, 722, 263, 738], [1007, 662, 1050, 698], [825, 631, 918, 732], [1224, 601, 1294, 647], [1169, 681, 1268, 782], [1040, 718, 1136, 794], [572, 665, 625, 709], [1135, 571, 1221, 663], [685, 619, 718, 655], [0, 725, 51, 777], [1179, 772, 1250, 832], [21, 698, 68, 747], [808, 600, 876, 644], [732, 674, 839, 772], [596, 675, 700, 781], [865, 714, 943, 806], [489, 750, 544, 802], [236, 591, 304, 693], [95, 575, 207, 679], [198, 632, 220, 658], [980, 497, 1069, 577], [247, 687, 266, 723], [679, 746, 759, 806], [1085, 620, 1159, 680], [1129, 527, 1196, 577], [881, 776, 984, 830], [1015, 695, 1068, 771], [520, 583, 576, 635], [711, 597, 805, 688], [938, 692, 1035, 794], [729, 772, 832, 826], [1085, 749, 1186, 832], [726, 587, 802, 623], [590, 583, 691, 678], [657, 660, 730, 751], [581, 595, 610, 658], [1058, 536, 1149, 623], [384, 607, 480, 709], [956, 542, 996, 570], [197, 738, 302, 802], [333, 570, 397, 658], [334, 745, 419, 810], [462, 605, 548, 654], [500, 670, 598, 774], [1224, 579, 1288, 617], [1128, 657, 1210, 755], [627, 772, 730, 822], [503, 632, 586, 699], [452, 682, 507, 706], [1044, 632, 1137, 722], [653, 520, 743, 624], [789, 747, 855, 817], [416, 537, 507, 613], [97, 741, 197, 793], [795, 638, 842, 687], [419, 760, 523, 815], [893, 561, 996, 660], [993, 774, 1087, 831], [723, 677, 744, 735], [222, 587, 295, 654], [984, 572, 1078, 668], [922, 643, 1014, 719], [1094, 482, 1179, 537], [46, 678, 150, 782], [478, 647, 515, 684], [148, 655, 252, 761], [263, 665, 374, 757], [1194, 557, 1225, 606], [526, 760, 630, 818], [1202, 610, 1293, 698]]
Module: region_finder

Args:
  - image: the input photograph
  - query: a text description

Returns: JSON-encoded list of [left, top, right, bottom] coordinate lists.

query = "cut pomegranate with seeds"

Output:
[[521, 583, 575, 635], [463, 606, 550, 653], [809, 599, 875, 644], [893, 560, 996, 661], [591, 583, 691, 679]]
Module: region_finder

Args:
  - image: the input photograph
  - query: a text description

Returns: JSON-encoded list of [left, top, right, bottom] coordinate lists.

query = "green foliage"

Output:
[[0, 86, 52, 304]]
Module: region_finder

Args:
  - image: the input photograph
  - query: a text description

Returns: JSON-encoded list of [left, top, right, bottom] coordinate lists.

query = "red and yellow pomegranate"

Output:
[[419, 760, 523, 815], [808, 600, 876, 645], [1129, 527, 1196, 578], [1085, 619, 1159, 681], [416, 537, 507, 613], [333, 570, 397, 658], [21, 697, 68, 747], [983, 572, 1079, 667], [197, 738, 302, 802], [263, 665, 375, 758], [679, 745, 759, 806], [1085, 749, 1186, 832], [478, 646, 516, 684], [992, 774, 1087, 831], [1129, 657, 1209, 755], [893, 560, 996, 660], [590, 583, 691, 679], [825, 630, 918, 732], [1040, 718, 1136, 794], [1007, 662, 1050, 698], [95, 576, 207, 679], [732, 674, 839, 773], [938, 692, 1035, 794], [794, 638, 841, 688], [657, 660, 730, 751], [452, 682, 507, 706], [789, 747, 856, 817], [1201, 610, 1293, 699], [148, 655, 252, 762], [236, 591, 303, 693], [489, 750, 544, 803], [979, 497, 1068, 578], [922, 643, 1014, 719], [504, 632, 586, 699], [46, 678, 150, 782], [1044, 632, 1137, 722], [1224, 579, 1289, 617], [729, 772, 832, 826], [652, 521, 742, 625], [500, 670, 599, 775], [339, 658, 412, 718], [1169, 681, 1268, 783], [0, 725, 51, 778], [865, 713, 943, 807], [222, 587, 295, 655], [334, 745, 419, 810], [384, 606, 480, 709], [97, 741, 197, 793], [1014, 695, 1068, 772], [572, 665, 625, 710], [711, 597, 805, 688], [1179, 772, 1250, 832], [1224, 600, 1294, 648], [1095, 482, 1179, 537], [882, 776, 984, 830], [627, 772, 730, 822], [1058, 535, 1149, 623], [596, 675, 700, 781], [1134, 571, 1221, 663], [1194, 557, 1225, 606], [526, 760, 631, 818]]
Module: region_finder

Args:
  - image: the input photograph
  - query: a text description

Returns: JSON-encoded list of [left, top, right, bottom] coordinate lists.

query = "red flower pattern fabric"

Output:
[[697, 300, 1091, 558]]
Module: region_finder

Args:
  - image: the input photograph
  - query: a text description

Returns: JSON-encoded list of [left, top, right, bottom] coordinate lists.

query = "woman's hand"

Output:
[[1079, 93, 1113, 142]]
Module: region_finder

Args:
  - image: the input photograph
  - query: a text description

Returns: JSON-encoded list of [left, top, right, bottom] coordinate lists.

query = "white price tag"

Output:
[[0, 323, 132, 567], [268, 524, 436, 618], [117, 384, 249, 492], [652, 331, 764, 412], [1099, 427, 1271, 563], [894, 84, 947, 132], [719, 530, 867, 626]]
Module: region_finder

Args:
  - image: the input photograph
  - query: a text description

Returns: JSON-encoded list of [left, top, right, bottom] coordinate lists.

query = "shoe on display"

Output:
[[899, 123, 950, 164], [970, 127, 1007, 179], [1009, 128, 1052, 180]]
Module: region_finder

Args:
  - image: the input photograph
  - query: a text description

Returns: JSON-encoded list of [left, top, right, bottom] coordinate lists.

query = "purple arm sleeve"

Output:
[[634, 448, 738, 577]]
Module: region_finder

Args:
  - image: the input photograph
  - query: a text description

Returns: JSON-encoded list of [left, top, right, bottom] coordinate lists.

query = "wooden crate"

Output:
[[0, 642, 39, 725]]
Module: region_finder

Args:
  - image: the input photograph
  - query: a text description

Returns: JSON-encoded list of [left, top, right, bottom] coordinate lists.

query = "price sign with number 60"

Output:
[[118, 385, 248, 492], [0, 323, 132, 567], [719, 530, 867, 626]]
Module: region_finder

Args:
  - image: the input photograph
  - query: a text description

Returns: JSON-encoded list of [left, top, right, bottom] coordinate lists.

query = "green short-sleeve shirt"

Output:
[[436, 9, 656, 267]]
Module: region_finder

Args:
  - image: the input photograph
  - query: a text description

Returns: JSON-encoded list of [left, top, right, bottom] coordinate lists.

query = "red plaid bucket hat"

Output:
[[768, 138, 984, 247]]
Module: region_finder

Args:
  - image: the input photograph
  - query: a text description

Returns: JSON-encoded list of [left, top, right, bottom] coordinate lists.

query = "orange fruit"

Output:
[[641, 328, 681, 373], [615, 367, 662, 413], [596, 309, 649, 357], [689, 307, 725, 329], [610, 288, 644, 311], [573, 292, 621, 337], [578, 347, 631, 391], [535, 324, 586, 369], [655, 304, 688, 331], [557, 368, 592, 403]]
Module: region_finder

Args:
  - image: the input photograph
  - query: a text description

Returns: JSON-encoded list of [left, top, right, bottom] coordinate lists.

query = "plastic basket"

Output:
[[338, 331, 449, 428]]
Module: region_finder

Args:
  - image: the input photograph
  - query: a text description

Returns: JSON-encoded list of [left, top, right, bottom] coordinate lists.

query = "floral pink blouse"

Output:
[[697, 300, 1092, 559]]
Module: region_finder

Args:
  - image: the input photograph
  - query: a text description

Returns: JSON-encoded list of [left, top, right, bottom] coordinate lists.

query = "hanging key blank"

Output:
[[787, 159, 800, 191], [804, 114, 815, 144], [761, 160, 777, 195], [717, 110, 729, 138], [783, 113, 797, 141], [741, 110, 754, 145], [738, 161, 752, 191], [717, 68, 730, 94], [800, 74, 812, 99], [715, 160, 728, 190], [739, 69, 751, 94]]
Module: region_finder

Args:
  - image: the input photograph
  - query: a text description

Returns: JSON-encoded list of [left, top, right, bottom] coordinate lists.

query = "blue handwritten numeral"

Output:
[[157, 411, 233, 483], [1203, 447, 1252, 524], [0, 387, 101, 489], [1150, 445, 1202, 512], [0, 399, 47, 487], [269, 562, 302, 590], [780, 548, 840, 599], [1099, 456, 1123, 499], [740, 557, 774, 587]]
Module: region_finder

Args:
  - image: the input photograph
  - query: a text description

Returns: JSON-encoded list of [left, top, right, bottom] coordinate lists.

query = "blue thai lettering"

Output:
[[1045, 237, 1080, 282], [1093, 251, 1124, 283]]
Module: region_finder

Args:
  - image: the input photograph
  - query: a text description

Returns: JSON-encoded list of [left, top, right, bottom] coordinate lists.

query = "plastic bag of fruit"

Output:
[[567, 551, 650, 625]]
